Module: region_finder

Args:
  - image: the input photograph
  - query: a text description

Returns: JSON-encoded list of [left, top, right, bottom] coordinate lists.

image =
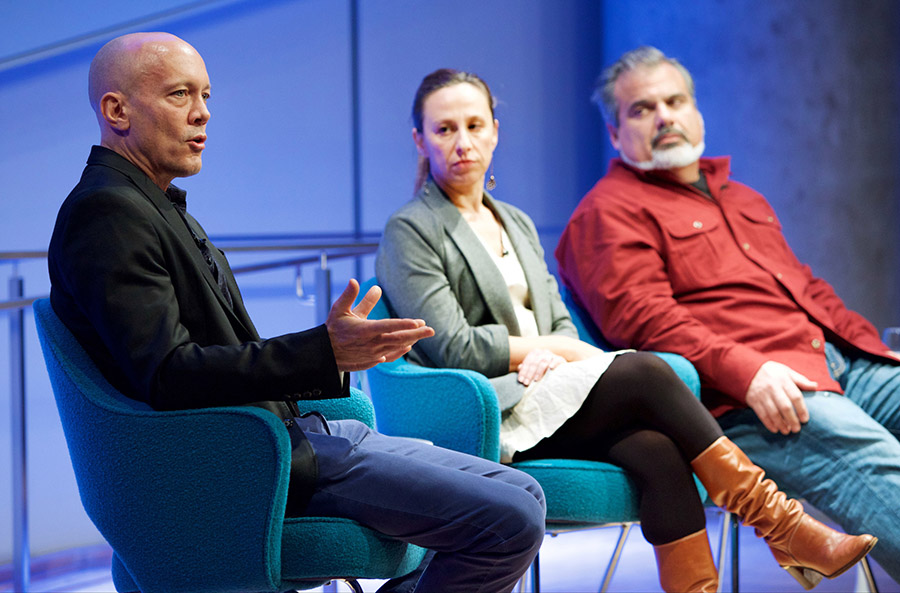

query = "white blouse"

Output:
[[473, 226, 540, 338], [468, 219, 625, 462]]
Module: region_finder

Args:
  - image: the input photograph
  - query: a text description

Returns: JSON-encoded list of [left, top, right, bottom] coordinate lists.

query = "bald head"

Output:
[[88, 32, 211, 190], [88, 32, 196, 112]]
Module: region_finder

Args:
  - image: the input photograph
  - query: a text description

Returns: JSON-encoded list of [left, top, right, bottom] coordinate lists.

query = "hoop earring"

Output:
[[485, 161, 496, 191]]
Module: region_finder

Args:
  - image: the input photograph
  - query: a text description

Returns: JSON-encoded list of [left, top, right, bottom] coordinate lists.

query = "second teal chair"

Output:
[[360, 278, 708, 592]]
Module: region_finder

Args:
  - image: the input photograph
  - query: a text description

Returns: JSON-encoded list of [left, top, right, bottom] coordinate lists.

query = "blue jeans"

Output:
[[718, 343, 900, 579], [298, 417, 546, 593]]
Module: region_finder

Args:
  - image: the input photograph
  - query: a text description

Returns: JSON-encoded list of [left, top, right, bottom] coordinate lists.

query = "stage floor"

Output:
[[3, 509, 897, 592]]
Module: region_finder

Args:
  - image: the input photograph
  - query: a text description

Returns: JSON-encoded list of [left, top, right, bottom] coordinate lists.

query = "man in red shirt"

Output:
[[556, 45, 900, 579]]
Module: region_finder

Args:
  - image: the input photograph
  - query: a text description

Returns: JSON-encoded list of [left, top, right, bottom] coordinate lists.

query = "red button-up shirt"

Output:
[[556, 157, 896, 416]]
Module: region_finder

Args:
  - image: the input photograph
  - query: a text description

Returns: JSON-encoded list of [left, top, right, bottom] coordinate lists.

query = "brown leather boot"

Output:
[[691, 437, 877, 590], [653, 529, 718, 593]]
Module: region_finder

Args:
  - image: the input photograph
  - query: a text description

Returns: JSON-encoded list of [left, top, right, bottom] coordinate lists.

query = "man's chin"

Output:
[[179, 160, 203, 178], [620, 141, 705, 171]]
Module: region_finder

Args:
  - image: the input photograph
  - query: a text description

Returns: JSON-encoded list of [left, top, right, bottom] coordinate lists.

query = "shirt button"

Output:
[[692, 220, 703, 229], [743, 243, 751, 251], [767, 216, 774, 223], [811, 339, 822, 349], [776, 273, 783, 279]]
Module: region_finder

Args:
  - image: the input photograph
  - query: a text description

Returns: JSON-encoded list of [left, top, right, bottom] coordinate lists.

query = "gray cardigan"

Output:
[[375, 179, 578, 410]]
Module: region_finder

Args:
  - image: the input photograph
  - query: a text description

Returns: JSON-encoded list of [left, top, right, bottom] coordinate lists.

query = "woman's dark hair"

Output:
[[412, 68, 496, 193]]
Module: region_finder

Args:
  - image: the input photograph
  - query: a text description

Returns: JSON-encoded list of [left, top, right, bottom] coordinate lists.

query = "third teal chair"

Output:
[[559, 287, 881, 593]]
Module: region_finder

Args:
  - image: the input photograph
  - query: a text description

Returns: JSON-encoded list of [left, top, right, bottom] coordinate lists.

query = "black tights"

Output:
[[512, 351, 724, 545]]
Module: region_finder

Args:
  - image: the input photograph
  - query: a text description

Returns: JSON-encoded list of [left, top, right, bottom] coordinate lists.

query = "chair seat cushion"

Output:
[[512, 459, 640, 527], [513, 458, 707, 530], [280, 517, 427, 587]]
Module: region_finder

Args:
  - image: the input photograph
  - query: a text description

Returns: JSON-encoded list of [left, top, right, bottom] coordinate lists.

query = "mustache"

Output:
[[651, 126, 688, 148]]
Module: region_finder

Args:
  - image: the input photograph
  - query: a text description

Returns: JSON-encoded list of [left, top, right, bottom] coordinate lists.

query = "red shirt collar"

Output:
[[608, 156, 733, 196]]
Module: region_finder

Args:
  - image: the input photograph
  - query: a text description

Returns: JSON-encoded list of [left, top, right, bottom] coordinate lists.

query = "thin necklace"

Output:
[[498, 223, 509, 257]]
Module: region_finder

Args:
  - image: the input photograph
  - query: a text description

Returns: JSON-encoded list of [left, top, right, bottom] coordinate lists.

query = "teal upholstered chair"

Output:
[[33, 298, 426, 593], [359, 278, 705, 592], [561, 285, 742, 588]]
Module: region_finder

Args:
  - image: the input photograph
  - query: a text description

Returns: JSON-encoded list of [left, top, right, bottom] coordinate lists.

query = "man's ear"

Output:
[[99, 92, 130, 132], [606, 123, 620, 151]]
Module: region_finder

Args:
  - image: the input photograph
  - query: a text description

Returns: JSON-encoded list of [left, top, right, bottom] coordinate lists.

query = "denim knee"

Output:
[[486, 471, 546, 555], [504, 492, 546, 556]]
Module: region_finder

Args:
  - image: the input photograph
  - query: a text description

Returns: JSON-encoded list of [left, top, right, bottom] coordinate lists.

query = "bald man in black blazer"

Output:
[[48, 32, 545, 593]]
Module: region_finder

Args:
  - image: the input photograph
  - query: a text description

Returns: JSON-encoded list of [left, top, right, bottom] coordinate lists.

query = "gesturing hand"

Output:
[[517, 348, 566, 386], [745, 360, 818, 435], [325, 279, 434, 372]]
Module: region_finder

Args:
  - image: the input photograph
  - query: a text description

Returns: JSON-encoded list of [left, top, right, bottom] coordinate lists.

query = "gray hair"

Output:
[[592, 46, 696, 128]]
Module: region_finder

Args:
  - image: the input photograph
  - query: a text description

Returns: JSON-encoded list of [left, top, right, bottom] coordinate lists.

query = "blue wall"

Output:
[[1, 0, 898, 561]]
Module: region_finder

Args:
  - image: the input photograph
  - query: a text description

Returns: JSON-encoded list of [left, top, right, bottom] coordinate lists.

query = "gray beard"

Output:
[[620, 140, 706, 171]]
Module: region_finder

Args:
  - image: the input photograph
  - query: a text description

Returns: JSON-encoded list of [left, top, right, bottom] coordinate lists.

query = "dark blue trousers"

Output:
[[298, 417, 546, 593]]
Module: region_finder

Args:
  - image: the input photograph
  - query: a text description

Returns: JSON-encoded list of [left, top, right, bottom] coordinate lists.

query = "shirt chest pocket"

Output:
[[734, 206, 791, 259], [659, 217, 746, 289]]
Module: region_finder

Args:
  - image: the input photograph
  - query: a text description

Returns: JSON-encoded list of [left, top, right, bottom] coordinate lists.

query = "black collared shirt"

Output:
[[166, 186, 234, 309]]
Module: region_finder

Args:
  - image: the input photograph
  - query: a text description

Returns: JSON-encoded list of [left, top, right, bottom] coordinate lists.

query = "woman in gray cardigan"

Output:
[[374, 68, 874, 592]]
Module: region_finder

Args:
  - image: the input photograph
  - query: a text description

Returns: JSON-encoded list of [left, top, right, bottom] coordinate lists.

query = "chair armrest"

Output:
[[649, 351, 701, 396], [367, 360, 501, 461], [366, 353, 696, 463], [293, 386, 377, 428]]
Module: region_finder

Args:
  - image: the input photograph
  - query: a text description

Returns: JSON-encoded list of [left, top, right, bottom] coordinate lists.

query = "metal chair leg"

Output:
[[599, 522, 632, 593], [730, 513, 740, 593], [715, 511, 730, 592], [321, 579, 364, 593], [859, 557, 879, 593], [530, 551, 541, 593], [714, 510, 742, 593]]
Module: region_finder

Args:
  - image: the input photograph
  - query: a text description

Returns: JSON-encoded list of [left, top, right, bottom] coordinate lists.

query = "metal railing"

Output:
[[1, 235, 378, 592]]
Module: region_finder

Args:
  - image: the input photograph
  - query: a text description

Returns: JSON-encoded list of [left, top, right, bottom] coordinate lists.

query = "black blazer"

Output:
[[49, 147, 345, 500]]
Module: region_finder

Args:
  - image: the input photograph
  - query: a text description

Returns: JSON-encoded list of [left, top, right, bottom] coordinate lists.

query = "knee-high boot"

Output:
[[653, 529, 718, 593], [691, 436, 877, 590]]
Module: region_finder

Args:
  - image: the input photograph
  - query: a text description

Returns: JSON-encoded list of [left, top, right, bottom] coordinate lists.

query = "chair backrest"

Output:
[[33, 299, 154, 411], [559, 285, 615, 350], [557, 286, 701, 394], [32, 299, 163, 519], [360, 278, 502, 460]]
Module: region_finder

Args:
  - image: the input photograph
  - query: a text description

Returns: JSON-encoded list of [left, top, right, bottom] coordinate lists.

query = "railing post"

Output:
[[315, 252, 332, 326], [10, 272, 30, 592]]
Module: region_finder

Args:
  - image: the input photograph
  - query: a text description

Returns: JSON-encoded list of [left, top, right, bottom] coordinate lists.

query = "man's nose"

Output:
[[655, 103, 674, 127], [193, 99, 211, 124]]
